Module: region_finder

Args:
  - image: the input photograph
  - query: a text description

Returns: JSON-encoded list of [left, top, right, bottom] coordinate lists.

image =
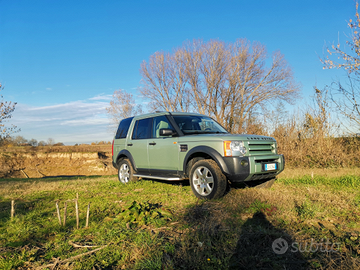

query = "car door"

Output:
[[127, 117, 152, 173], [148, 115, 179, 175]]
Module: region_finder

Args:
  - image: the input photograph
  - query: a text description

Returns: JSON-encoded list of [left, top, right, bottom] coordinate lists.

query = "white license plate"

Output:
[[264, 163, 277, 171]]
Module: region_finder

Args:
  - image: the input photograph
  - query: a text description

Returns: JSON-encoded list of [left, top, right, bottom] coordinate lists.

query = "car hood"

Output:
[[179, 133, 276, 142]]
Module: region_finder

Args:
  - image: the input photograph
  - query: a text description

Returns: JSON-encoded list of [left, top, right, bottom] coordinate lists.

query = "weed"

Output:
[[354, 194, 360, 207], [112, 200, 172, 227], [246, 199, 275, 215], [295, 200, 316, 220]]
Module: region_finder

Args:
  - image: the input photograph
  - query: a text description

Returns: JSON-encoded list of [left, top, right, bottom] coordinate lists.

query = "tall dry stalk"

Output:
[[56, 201, 62, 226], [63, 201, 67, 226], [86, 203, 90, 228], [11, 200, 15, 219]]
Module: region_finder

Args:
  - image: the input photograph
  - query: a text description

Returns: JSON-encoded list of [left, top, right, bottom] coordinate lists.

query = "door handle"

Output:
[[127, 143, 133, 146], [149, 142, 156, 146]]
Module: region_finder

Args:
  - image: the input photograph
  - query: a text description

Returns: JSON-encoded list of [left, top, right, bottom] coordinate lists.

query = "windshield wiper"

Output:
[[203, 131, 228, 134], [183, 131, 203, 135]]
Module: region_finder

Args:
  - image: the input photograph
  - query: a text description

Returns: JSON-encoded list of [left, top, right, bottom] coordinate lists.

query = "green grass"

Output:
[[280, 174, 360, 190], [0, 174, 359, 269]]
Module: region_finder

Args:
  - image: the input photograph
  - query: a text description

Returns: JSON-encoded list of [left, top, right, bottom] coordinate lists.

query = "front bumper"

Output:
[[223, 154, 285, 182]]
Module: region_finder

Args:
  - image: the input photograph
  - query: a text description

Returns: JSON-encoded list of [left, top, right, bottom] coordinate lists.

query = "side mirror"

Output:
[[159, 128, 175, 136]]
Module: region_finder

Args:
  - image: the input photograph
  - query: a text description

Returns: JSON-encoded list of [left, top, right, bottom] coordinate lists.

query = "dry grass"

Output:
[[0, 144, 112, 155], [278, 167, 360, 179], [0, 177, 104, 198], [274, 126, 360, 168], [1, 173, 359, 269], [163, 174, 360, 269]]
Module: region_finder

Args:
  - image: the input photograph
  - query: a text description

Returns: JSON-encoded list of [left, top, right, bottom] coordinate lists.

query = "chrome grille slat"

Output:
[[248, 141, 275, 156]]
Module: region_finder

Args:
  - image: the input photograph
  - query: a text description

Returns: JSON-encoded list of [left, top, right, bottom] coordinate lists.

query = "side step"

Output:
[[133, 174, 183, 181]]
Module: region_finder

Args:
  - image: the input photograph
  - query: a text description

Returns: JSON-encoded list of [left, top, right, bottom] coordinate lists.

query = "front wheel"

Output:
[[189, 159, 227, 199], [117, 159, 136, 184]]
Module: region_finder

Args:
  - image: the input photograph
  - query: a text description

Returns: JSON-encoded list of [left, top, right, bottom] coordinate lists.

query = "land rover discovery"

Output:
[[112, 112, 285, 199]]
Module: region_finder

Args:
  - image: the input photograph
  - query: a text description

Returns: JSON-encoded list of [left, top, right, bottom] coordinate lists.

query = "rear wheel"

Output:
[[189, 159, 227, 199], [117, 159, 136, 184]]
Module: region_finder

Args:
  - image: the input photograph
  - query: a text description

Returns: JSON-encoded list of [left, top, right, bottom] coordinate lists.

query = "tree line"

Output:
[[107, 3, 360, 136], [0, 136, 60, 147], [2, 3, 360, 167], [108, 39, 301, 133], [0, 136, 112, 147]]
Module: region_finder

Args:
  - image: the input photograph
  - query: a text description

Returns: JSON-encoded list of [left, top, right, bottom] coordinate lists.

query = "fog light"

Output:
[[240, 160, 249, 167]]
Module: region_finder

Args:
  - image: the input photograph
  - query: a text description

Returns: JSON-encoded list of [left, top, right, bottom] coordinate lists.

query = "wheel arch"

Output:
[[115, 150, 137, 171], [183, 146, 229, 177]]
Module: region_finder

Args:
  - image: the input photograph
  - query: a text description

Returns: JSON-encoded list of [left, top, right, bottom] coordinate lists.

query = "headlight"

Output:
[[224, 140, 247, 157]]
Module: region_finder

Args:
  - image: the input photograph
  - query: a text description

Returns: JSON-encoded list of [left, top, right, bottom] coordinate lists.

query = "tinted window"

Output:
[[115, 117, 134, 139], [173, 115, 228, 135], [152, 116, 174, 138], [132, 118, 152, 139]]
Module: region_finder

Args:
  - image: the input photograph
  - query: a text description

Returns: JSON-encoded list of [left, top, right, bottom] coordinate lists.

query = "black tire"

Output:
[[189, 159, 227, 199], [117, 158, 136, 184]]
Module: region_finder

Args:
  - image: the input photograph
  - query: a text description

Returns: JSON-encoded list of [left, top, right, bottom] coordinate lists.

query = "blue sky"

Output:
[[0, 0, 355, 144]]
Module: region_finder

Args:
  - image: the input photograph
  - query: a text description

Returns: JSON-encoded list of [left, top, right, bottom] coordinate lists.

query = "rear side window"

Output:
[[132, 118, 152, 140], [115, 117, 133, 139]]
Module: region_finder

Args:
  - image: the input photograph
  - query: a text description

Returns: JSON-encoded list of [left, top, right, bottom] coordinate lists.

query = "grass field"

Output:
[[0, 169, 359, 269]]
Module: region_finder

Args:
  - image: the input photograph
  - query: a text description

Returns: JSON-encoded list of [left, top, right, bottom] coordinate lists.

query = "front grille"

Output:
[[248, 172, 277, 181], [255, 159, 278, 163], [248, 141, 275, 156]]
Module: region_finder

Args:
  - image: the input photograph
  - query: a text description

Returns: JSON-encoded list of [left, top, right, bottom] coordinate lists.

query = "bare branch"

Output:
[[106, 89, 143, 131], [139, 39, 300, 133], [321, 2, 360, 131], [0, 84, 20, 139]]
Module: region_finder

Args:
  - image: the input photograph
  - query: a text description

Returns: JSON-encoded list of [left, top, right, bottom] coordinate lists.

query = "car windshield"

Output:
[[173, 115, 228, 135]]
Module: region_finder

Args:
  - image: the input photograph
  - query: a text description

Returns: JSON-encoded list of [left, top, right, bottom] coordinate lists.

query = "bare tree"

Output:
[[198, 40, 229, 123], [0, 84, 19, 138], [140, 39, 301, 133], [140, 50, 190, 112], [106, 89, 143, 128], [13, 135, 28, 145], [47, 138, 55, 146], [323, 2, 360, 74], [29, 138, 38, 147], [229, 40, 300, 133], [38, 141, 47, 146], [302, 87, 332, 139], [327, 77, 360, 129], [322, 2, 360, 130]]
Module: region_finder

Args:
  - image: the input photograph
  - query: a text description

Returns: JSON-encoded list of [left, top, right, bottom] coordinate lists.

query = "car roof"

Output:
[[129, 111, 206, 120]]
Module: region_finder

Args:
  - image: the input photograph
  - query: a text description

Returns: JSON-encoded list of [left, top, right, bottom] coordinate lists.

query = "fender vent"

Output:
[[179, 144, 188, 152]]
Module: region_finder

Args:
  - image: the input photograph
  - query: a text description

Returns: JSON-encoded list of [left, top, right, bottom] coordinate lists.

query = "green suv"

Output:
[[112, 112, 284, 199]]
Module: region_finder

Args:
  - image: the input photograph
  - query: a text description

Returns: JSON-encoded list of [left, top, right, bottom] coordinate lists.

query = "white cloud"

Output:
[[88, 94, 112, 101], [60, 117, 107, 126], [11, 96, 115, 145]]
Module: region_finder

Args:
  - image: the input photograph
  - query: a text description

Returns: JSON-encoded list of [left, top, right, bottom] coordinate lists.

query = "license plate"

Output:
[[264, 163, 277, 171]]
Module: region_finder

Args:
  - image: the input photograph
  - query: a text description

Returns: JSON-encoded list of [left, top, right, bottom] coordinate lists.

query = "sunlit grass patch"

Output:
[[0, 174, 359, 269], [279, 174, 360, 190]]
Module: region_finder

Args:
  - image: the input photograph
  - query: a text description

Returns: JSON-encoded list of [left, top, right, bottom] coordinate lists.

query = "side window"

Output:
[[115, 117, 133, 139], [173, 116, 200, 131], [152, 116, 174, 138], [132, 118, 152, 140]]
